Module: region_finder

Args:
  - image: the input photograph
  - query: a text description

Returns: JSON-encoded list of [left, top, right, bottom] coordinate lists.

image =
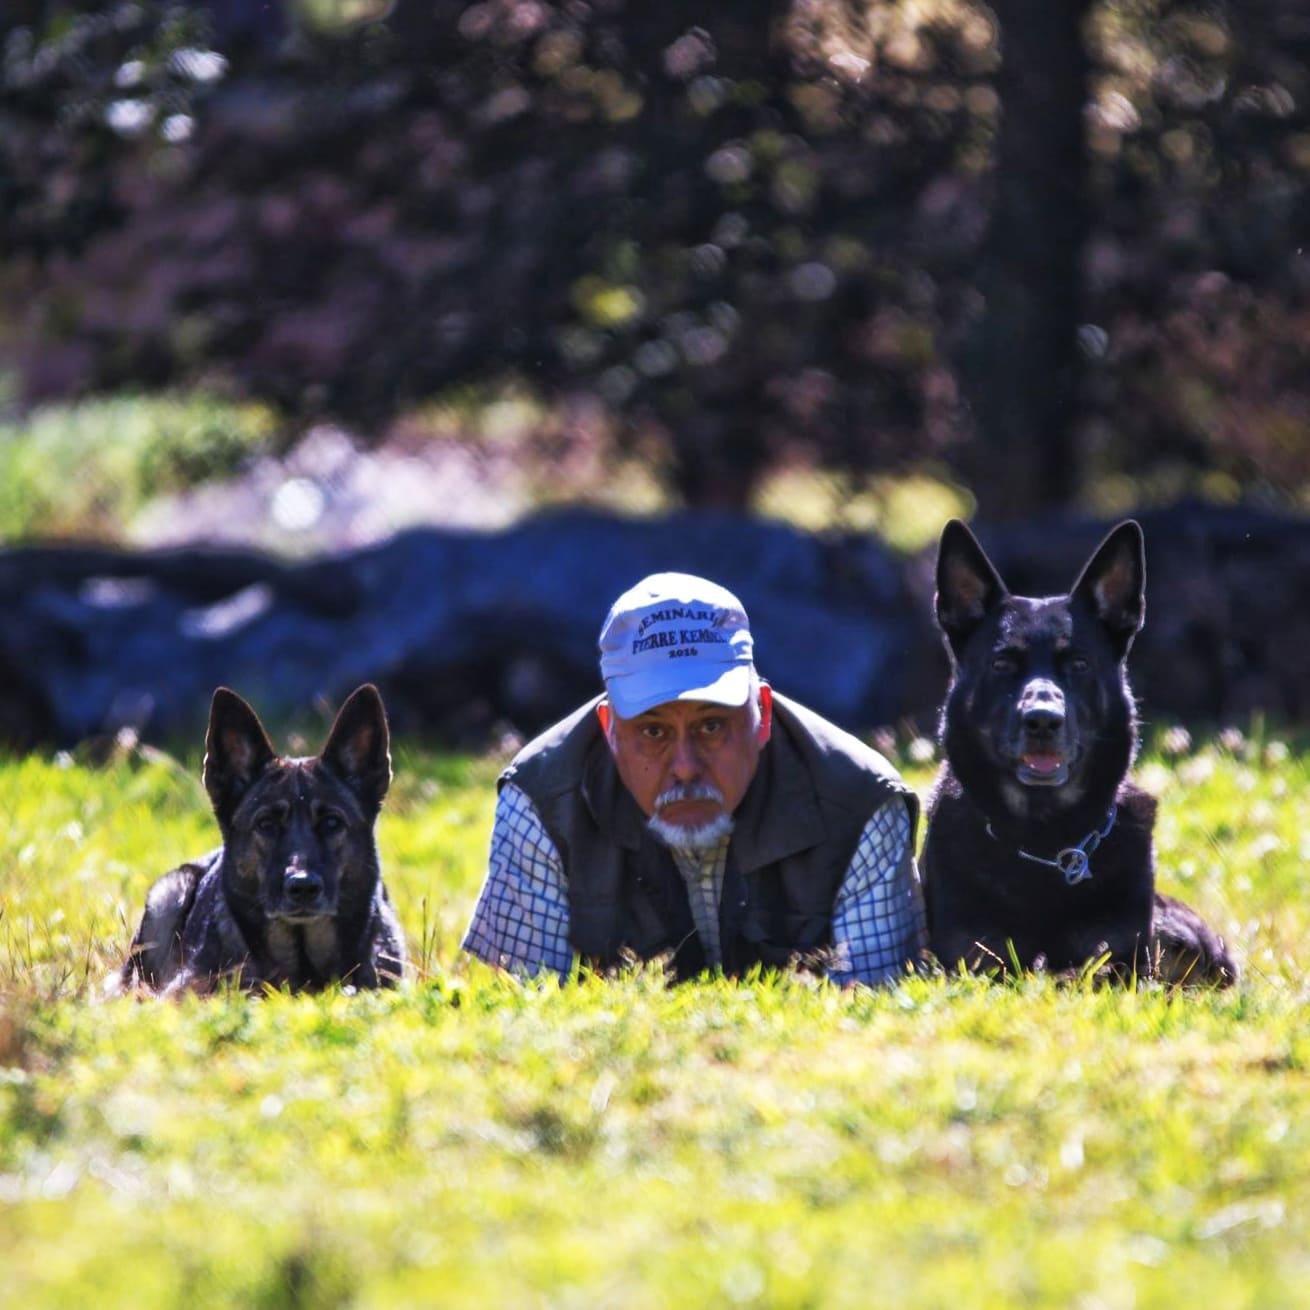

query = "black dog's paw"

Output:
[[1150, 892, 1239, 988]]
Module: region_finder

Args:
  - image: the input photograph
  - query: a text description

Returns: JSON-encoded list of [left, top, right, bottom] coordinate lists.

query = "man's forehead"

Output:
[[626, 698, 744, 722]]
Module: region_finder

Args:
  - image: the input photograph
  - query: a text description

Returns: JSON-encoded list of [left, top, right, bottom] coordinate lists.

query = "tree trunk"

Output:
[[963, 0, 1091, 519]]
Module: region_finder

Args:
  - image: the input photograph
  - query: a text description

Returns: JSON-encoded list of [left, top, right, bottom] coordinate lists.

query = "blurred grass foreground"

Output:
[[0, 730, 1307, 1307]]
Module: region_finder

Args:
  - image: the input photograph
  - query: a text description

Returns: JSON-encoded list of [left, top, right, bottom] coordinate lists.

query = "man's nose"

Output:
[[668, 730, 704, 782]]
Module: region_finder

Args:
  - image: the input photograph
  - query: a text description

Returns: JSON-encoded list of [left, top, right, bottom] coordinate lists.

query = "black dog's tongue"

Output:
[[1017, 750, 1070, 787]]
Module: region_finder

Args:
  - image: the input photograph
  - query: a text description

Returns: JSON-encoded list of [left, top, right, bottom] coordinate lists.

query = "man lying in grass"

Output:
[[463, 572, 925, 983]]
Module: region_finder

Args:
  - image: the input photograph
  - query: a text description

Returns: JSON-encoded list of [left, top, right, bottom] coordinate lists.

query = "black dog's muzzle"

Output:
[[1013, 677, 1072, 786]]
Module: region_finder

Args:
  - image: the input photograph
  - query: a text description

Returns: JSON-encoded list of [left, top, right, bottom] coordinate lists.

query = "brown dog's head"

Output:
[[203, 685, 391, 921]]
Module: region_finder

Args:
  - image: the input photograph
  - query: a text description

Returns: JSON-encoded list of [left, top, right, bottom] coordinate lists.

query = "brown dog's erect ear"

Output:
[[935, 519, 1008, 657], [320, 684, 392, 811], [203, 687, 277, 818], [1071, 520, 1145, 655]]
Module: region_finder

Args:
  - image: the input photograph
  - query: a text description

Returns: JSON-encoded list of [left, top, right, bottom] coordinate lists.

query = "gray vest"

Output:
[[501, 691, 916, 978]]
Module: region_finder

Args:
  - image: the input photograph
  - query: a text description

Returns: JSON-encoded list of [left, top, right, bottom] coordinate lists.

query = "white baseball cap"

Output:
[[598, 572, 755, 719]]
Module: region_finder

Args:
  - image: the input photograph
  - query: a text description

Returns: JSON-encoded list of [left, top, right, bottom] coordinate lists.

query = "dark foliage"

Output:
[[1, 1, 1307, 511]]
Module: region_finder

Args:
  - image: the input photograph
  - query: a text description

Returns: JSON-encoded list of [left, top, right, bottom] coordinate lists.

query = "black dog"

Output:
[[120, 684, 406, 994], [922, 518, 1237, 986]]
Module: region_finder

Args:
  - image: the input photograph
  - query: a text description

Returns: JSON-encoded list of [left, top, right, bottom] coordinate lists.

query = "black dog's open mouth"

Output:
[[1016, 750, 1070, 786]]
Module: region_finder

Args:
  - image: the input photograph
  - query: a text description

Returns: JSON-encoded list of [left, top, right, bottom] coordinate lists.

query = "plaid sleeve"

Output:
[[827, 795, 927, 987], [460, 782, 574, 979]]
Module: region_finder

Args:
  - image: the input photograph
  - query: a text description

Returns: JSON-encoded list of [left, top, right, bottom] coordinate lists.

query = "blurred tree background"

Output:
[[1, 0, 1307, 524]]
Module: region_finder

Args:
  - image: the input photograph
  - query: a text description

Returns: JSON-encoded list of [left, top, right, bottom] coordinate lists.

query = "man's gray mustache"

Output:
[[654, 783, 726, 810]]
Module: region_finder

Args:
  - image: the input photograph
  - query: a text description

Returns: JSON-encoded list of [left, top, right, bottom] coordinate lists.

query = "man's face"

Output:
[[598, 686, 772, 843]]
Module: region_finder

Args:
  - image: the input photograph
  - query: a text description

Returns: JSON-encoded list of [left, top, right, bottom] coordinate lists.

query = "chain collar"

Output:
[[985, 804, 1118, 887]]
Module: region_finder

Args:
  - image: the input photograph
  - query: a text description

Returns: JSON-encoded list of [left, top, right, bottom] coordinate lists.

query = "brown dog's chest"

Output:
[[264, 917, 344, 986]]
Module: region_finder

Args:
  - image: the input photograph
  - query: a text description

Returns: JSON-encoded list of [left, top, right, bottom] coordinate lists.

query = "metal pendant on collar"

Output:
[[986, 805, 1118, 887]]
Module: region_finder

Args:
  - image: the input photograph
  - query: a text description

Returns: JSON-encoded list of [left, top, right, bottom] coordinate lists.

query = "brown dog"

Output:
[[121, 684, 406, 994]]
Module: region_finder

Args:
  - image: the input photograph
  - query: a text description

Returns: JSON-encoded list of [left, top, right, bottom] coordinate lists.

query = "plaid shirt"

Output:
[[463, 782, 926, 985]]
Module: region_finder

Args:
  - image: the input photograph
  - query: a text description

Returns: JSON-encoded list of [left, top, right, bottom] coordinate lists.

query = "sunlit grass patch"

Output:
[[751, 465, 974, 553], [0, 391, 276, 543]]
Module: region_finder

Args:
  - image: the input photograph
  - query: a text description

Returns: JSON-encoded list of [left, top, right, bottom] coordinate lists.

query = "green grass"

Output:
[[0, 390, 276, 543], [1, 733, 1308, 1308]]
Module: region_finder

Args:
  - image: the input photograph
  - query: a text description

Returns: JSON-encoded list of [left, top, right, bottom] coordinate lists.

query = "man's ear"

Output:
[[320, 684, 392, 812], [934, 518, 1008, 658], [1071, 520, 1145, 656], [596, 699, 615, 750], [755, 682, 773, 746], [203, 688, 276, 821]]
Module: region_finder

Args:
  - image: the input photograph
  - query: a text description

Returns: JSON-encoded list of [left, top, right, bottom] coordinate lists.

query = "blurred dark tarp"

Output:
[[3, 503, 1308, 752]]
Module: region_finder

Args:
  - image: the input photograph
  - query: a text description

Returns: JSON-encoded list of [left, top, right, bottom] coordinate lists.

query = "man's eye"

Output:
[[640, 724, 665, 740], [698, 719, 724, 736]]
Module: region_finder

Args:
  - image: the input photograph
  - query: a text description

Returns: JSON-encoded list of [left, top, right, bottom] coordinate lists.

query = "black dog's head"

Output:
[[202, 684, 392, 924], [933, 519, 1145, 823]]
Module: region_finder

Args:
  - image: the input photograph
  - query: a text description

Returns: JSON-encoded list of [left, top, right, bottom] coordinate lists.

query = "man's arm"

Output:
[[461, 783, 575, 978], [828, 795, 926, 986]]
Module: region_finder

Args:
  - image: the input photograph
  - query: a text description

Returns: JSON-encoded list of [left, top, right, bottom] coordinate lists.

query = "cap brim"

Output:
[[606, 663, 753, 720]]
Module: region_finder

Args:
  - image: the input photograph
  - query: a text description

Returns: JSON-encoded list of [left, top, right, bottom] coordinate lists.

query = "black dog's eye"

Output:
[[254, 812, 281, 836], [991, 654, 1018, 674], [1068, 656, 1089, 673], [318, 812, 346, 835]]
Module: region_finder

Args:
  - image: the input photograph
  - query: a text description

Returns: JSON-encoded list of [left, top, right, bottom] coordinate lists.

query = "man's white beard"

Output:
[[647, 784, 735, 851]]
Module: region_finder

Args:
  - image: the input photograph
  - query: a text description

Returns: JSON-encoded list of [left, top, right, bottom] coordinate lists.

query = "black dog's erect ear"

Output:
[[935, 519, 1008, 656], [320, 684, 392, 811], [203, 687, 277, 818], [1071, 519, 1146, 655]]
